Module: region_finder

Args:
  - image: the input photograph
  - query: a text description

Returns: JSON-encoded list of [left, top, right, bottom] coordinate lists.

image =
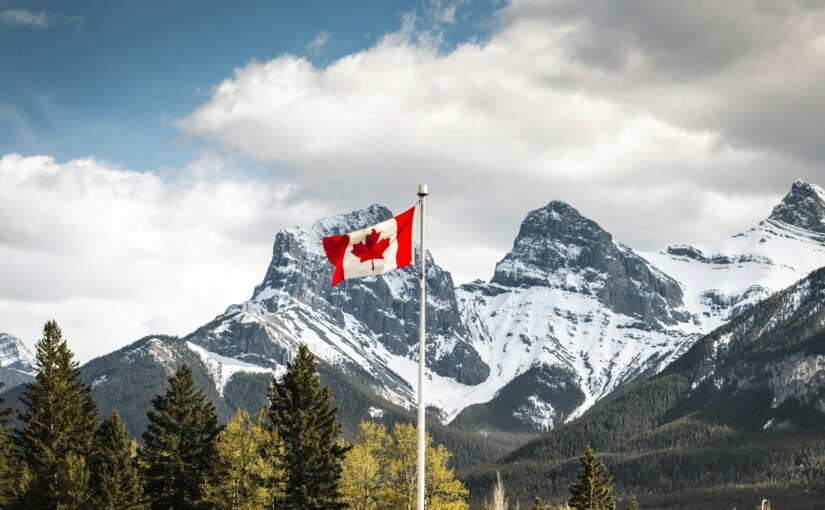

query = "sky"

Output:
[[2, 0, 825, 360]]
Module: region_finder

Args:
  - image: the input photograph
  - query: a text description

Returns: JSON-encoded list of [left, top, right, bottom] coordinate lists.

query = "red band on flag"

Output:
[[322, 234, 350, 286], [321, 204, 418, 286], [394, 205, 416, 269]]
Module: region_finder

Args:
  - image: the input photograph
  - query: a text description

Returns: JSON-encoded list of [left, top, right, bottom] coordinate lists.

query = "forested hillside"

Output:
[[461, 267, 825, 509]]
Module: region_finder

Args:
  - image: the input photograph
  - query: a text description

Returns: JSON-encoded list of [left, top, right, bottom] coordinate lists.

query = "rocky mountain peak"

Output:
[[308, 204, 393, 241], [196, 202, 490, 390], [768, 179, 825, 233], [0, 332, 33, 366], [0, 332, 35, 391], [490, 201, 687, 325], [491, 200, 609, 286]]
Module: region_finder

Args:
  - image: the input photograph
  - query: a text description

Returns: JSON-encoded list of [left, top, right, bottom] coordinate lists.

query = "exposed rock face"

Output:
[[189, 203, 489, 405], [0, 332, 35, 391], [768, 179, 825, 233], [29, 180, 825, 440], [491, 201, 688, 325]]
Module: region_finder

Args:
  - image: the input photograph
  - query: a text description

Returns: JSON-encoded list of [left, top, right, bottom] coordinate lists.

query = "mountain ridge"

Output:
[[3, 180, 825, 455], [459, 265, 825, 509]]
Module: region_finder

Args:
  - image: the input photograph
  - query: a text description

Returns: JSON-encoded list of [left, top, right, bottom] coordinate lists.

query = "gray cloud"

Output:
[[500, 0, 825, 166], [179, 0, 822, 288]]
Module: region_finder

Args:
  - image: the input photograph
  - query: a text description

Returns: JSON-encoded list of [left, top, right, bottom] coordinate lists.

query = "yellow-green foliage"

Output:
[[201, 409, 284, 510], [341, 421, 469, 510]]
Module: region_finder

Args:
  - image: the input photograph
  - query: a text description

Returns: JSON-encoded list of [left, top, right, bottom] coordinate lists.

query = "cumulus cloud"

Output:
[[0, 154, 323, 360], [179, 0, 816, 286], [0, 9, 82, 31], [6, 0, 824, 358]]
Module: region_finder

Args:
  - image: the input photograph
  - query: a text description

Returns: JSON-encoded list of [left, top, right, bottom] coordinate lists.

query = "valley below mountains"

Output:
[[3, 179, 825, 506]]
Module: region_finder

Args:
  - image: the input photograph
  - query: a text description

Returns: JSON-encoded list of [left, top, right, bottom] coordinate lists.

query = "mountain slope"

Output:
[[0, 333, 34, 391], [461, 266, 825, 509], [8, 179, 824, 458], [450, 201, 697, 438], [186, 204, 489, 422], [452, 181, 825, 438], [640, 180, 825, 329]]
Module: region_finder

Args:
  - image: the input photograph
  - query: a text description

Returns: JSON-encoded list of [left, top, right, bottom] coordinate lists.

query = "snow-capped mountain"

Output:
[[186, 204, 489, 420], [25, 180, 824, 444], [640, 180, 825, 331], [484, 266, 825, 508], [0, 332, 35, 391], [451, 180, 825, 434], [451, 201, 701, 433]]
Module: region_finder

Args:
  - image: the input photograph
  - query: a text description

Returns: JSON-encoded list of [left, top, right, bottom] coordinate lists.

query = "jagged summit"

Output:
[[0, 332, 35, 391], [767, 179, 825, 233], [191, 200, 490, 418], [640, 179, 825, 333], [490, 200, 686, 325], [308, 203, 393, 240], [254, 203, 394, 298]]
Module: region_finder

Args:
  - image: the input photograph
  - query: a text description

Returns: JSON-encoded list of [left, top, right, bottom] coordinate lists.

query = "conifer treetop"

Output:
[[568, 445, 616, 510]]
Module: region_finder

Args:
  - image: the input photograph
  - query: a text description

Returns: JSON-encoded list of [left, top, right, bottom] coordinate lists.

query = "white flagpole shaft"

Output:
[[416, 183, 428, 510]]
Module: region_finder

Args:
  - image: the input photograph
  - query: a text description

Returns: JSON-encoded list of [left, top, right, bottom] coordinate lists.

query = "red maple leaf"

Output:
[[351, 229, 391, 270]]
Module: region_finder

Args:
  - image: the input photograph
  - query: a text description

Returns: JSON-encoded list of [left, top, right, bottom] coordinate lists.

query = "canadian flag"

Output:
[[322, 205, 417, 286]]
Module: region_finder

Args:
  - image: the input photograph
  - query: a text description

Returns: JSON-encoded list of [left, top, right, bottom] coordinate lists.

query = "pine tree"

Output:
[[627, 495, 639, 510], [13, 320, 99, 508], [568, 445, 616, 510], [267, 344, 348, 510], [56, 453, 92, 509], [91, 412, 146, 509], [141, 363, 220, 510], [201, 408, 284, 509], [0, 380, 18, 506]]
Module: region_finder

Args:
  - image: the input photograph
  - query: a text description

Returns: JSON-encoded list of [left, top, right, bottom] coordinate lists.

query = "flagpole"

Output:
[[416, 183, 428, 510]]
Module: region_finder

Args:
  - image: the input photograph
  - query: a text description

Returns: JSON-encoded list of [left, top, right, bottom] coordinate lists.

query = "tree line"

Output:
[[0, 320, 469, 509], [0, 320, 646, 510]]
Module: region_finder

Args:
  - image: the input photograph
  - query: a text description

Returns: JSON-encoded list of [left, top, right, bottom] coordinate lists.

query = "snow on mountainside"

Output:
[[0, 332, 35, 391], [640, 180, 825, 334], [453, 201, 702, 431], [169, 180, 825, 434], [187, 204, 490, 421], [51, 179, 825, 440], [452, 181, 825, 434]]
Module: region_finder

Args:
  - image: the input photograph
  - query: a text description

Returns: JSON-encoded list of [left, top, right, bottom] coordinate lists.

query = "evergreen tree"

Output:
[[267, 344, 348, 510], [0, 380, 18, 507], [91, 412, 146, 509], [56, 453, 92, 509], [201, 408, 284, 510], [568, 445, 616, 510], [141, 363, 220, 510], [13, 320, 99, 508], [627, 495, 639, 510]]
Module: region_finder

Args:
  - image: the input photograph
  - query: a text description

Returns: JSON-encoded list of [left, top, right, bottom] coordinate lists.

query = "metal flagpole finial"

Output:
[[418, 184, 429, 197]]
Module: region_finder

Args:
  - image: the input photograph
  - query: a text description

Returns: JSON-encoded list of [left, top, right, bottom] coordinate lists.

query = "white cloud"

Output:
[[0, 154, 323, 360], [179, 0, 811, 286], [5, 0, 824, 360], [0, 9, 82, 30]]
